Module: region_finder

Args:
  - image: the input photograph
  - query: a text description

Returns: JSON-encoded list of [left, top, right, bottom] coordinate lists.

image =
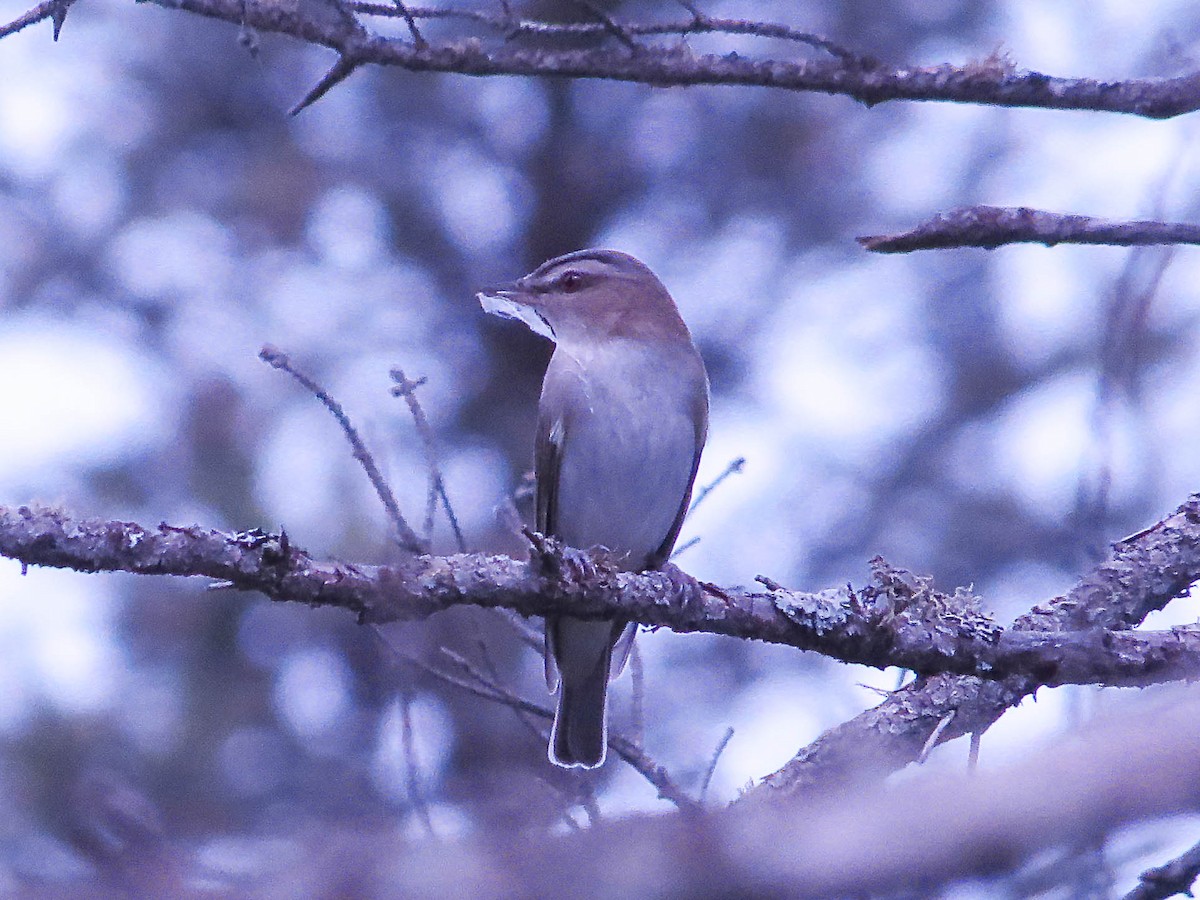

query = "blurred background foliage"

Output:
[[3, 0, 1200, 893]]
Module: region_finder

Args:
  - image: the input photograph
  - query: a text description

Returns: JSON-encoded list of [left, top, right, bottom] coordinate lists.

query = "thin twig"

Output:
[[390, 0, 425, 45], [496, 609, 545, 655], [470, 625, 601, 822], [629, 641, 645, 747], [918, 710, 956, 764], [289, 54, 363, 116], [399, 689, 435, 836], [472, 633, 549, 745], [670, 536, 700, 559], [343, 5, 861, 64], [391, 368, 467, 553], [573, 0, 637, 51], [260, 345, 425, 553], [431, 648, 698, 811], [687, 456, 746, 518], [699, 726, 735, 804]]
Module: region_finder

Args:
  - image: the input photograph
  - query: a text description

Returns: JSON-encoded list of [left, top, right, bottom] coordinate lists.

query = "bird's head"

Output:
[[478, 249, 690, 346]]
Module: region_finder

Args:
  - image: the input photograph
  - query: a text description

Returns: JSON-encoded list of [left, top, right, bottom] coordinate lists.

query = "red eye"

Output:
[[559, 271, 583, 292]]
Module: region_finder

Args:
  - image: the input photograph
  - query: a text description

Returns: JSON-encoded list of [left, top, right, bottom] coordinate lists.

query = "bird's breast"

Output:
[[546, 341, 704, 568]]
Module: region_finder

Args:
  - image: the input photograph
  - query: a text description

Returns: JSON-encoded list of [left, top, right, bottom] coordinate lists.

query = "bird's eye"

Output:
[[559, 271, 583, 292]]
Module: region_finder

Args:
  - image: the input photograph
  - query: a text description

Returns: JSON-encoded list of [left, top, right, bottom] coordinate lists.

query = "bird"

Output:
[[479, 249, 709, 768]]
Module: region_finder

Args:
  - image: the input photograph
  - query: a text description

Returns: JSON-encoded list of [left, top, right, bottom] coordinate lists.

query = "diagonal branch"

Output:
[[1125, 837, 1200, 900], [0, 0, 70, 38], [746, 496, 1200, 802]]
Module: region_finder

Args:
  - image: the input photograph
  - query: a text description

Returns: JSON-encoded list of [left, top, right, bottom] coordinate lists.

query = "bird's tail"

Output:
[[548, 618, 621, 768]]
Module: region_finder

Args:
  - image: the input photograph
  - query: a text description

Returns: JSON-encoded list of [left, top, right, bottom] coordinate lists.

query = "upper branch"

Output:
[[4, 502, 1200, 690], [860, 206, 1200, 253], [8, 0, 1200, 118]]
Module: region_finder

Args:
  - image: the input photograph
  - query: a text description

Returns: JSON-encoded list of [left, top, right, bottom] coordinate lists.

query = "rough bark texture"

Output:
[[859, 206, 1200, 253], [749, 495, 1200, 800], [6, 1, 1200, 118], [3, 500, 1200, 693]]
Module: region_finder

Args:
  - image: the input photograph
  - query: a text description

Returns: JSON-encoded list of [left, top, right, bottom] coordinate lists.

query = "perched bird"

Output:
[[479, 249, 709, 768]]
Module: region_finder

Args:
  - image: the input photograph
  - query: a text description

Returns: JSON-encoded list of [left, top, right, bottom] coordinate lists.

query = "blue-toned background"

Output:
[[2, 0, 1199, 892]]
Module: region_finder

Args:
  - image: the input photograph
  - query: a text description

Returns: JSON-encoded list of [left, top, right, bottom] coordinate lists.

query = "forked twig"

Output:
[[390, 0, 425, 44], [573, 0, 637, 50], [260, 345, 425, 553], [391, 368, 467, 553]]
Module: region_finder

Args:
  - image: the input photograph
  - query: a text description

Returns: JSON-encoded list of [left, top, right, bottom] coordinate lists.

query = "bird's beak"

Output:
[[477, 282, 556, 341]]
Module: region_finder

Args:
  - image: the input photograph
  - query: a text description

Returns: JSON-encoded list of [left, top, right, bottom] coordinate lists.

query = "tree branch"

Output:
[[748, 494, 1200, 801], [8, 0, 1200, 118], [859, 206, 1200, 253], [1125, 837, 1200, 900], [3, 499, 1200, 691]]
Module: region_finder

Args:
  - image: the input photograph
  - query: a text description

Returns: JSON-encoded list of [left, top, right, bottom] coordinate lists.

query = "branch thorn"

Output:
[[290, 53, 361, 116]]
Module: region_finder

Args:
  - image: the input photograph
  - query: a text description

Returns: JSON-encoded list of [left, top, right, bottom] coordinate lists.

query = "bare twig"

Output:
[[348, 5, 862, 63], [290, 54, 363, 116], [573, 0, 637, 51], [699, 726, 735, 804], [670, 536, 700, 559], [259, 345, 425, 553], [917, 710, 955, 764], [390, 368, 466, 553], [399, 689, 434, 836], [858, 206, 1200, 253], [390, 0, 424, 45], [629, 641, 645, 747], [431, 649, 698, 811], [686, 456, 746, 518]]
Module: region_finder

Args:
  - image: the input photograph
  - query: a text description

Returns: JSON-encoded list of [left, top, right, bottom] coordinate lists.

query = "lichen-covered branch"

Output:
[[5, 0, 1200, 119], [859, 206, 1200, 253], [749, 494, 1200, 801], [3, 501, 1200, 691]]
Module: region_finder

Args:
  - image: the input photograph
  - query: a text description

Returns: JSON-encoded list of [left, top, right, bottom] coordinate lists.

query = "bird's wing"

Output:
[[535, 411, 564, 538], [648, 381, 710, 568], [535, 403, 567, 690]]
